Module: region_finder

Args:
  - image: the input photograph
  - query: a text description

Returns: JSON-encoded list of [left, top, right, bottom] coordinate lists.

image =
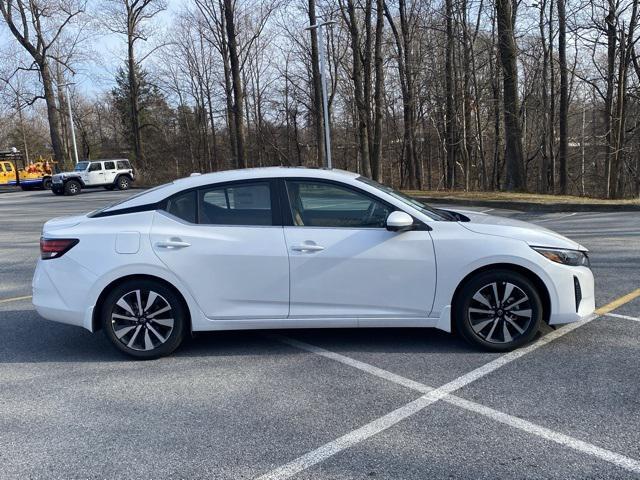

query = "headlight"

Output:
[[532, 247, 590, 267]]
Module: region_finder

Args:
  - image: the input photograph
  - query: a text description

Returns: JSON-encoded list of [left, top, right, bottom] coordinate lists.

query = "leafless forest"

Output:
[[1, 0, 640, 197]]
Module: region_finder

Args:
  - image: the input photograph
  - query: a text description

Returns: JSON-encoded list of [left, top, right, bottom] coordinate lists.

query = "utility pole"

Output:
[[306, 20, 335, 169], [65, 84, 79, 164]]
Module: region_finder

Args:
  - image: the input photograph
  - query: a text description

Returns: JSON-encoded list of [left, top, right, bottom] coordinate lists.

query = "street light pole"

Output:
[[306, 20, 335, 169], [64, 84, 79, 164]]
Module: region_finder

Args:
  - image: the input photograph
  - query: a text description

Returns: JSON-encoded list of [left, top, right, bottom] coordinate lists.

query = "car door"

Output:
[[283, 179, 436, 322], [150, 179, 290, 319], [86, 162, 105, 185], [103, 161, 117, 184]]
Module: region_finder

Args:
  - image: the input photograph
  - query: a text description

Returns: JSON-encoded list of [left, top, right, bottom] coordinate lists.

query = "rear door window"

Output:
[[199, 182, 273, 226]]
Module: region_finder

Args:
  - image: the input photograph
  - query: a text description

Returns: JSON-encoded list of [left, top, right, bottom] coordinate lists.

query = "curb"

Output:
[[412, 196, 640, 213]]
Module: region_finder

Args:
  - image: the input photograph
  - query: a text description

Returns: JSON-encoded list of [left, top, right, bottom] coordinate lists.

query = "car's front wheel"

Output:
[[454, 270, 543, 351], [101, 279, 186, 359], [64, 180, 81, 195]]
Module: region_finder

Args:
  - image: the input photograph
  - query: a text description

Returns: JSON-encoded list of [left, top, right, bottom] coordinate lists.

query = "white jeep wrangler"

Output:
[[51, 159, 135, 195]]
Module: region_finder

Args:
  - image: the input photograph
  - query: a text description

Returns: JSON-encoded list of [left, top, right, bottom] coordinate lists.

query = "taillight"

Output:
[[40, 238, 79, 260]]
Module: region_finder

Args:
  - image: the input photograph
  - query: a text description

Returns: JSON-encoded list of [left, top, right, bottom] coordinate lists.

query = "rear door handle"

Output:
[[155, 240, 191, 250], [291, 243, 325, 253]]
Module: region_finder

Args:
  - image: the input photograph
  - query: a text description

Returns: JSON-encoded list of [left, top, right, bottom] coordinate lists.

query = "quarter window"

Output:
[[166, 190, 197, 223], [199, 183, 272, 226], [117, 160, 131, 169], [285, 180, 392, 228]]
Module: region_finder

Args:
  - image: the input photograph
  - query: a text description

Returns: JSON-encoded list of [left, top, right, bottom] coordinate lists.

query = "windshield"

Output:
[[356, 176, 450, 221], [74, 162, 89, 171]]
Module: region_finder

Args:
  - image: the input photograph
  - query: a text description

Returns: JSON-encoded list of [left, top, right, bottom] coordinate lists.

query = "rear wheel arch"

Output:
[[92, 274, 192, 333], [451, 263, 551, 332]]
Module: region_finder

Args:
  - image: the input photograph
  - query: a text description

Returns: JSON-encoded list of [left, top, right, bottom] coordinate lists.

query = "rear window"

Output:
[[117, 160, 131, 169], [104, 161, 115, 170]]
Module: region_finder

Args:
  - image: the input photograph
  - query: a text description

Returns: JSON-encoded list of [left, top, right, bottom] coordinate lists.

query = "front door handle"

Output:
[[291, 243, 325, 253], [155, 239, 191, 250]]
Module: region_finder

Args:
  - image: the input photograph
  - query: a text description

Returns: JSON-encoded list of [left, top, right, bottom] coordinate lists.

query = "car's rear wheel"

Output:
[[42, 178, 52, 190], [101, 279, 186, 359], [117, 176, 130, 190], [454, 270, 542, 351], [64, 180, 81, 195]]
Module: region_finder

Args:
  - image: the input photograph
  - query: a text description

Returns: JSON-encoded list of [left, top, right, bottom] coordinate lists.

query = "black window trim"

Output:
[[278, 177, 430, 230]]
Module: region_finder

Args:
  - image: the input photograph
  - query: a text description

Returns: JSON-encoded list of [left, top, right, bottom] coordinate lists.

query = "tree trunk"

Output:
[[557, 0, 568, 194], [445, 0, 456, 189], [40, 65, 66, 164], [223, 0, 246, 168], [371, 0, 384, 181], [495, 0, 525, 191], [307, 0, 325, 167], [344, 0, 371, 177]]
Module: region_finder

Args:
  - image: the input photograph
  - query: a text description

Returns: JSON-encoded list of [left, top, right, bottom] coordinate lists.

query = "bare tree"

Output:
[[0, 0, 85, 163]]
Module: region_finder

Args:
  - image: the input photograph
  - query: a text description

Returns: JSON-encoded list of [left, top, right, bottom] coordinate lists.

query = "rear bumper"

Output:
[[32, 258, 97, 331]]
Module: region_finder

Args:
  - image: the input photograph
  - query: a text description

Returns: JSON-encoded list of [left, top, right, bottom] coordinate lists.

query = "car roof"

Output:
[[100, 167, 360, 212]]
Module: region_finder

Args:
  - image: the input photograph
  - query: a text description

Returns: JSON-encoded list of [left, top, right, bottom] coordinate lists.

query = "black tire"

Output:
[[42, 177, 52, 190], [52, 187, 64, 195], [454, 269, 543, 352], [104, 185, 115, 190], [117, 175, 130, 190], [101, 279, 187, 359], [64, 179, 81, 196]]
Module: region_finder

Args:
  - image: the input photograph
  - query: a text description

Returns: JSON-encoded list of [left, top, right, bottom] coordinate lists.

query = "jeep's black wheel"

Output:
[[42, 178, 52, 190], [64, 180, 81, 195], [117, 176, 130, 190], [454, 270, 543, 352], [101, 279, 186, 359]]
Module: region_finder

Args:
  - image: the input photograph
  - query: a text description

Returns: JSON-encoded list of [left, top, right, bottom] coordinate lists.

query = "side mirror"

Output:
[[386, 211, 414, 232]]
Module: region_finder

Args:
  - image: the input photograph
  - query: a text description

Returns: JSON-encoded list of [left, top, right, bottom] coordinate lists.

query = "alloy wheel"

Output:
[[467, 281, 533, 344], [110, 289, 175, 352]]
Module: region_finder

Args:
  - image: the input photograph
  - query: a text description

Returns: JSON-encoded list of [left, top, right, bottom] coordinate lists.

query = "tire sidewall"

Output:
[[64, 180, 81, 195], [101, 279, 186, 359], [117, 176, 130, 190], [454, 270, 543, 351]]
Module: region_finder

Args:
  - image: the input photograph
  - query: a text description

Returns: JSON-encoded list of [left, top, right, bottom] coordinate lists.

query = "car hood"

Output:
[[453, 209, 586, 251]]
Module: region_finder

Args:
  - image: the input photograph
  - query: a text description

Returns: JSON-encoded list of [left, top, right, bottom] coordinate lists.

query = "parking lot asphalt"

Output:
[[1, 188, 639, 479]]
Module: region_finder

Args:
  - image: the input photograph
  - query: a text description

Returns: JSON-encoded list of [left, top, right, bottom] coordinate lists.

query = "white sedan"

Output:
[[33, 168, 595, 358]]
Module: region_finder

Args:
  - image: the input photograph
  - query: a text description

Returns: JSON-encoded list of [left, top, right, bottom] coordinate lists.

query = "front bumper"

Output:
[[547, 265, 595, 325]]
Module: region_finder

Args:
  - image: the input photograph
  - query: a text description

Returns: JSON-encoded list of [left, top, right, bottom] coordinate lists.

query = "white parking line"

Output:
[[260, 314, 640, 478], [605, 312, 640, 323]]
